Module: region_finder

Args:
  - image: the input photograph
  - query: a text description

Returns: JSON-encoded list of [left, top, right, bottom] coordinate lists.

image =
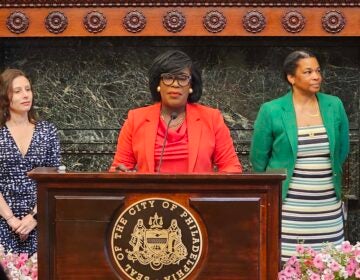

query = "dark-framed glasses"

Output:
[[160, 73, 191, 87]]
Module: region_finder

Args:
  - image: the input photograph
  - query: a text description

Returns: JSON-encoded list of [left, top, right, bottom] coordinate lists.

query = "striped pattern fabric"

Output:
[[281, 125, 344, 262]]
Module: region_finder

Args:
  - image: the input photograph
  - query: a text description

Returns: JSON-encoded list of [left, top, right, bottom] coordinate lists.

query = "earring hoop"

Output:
[[157, 86, 161, 92], [189, 88, 193, 94]]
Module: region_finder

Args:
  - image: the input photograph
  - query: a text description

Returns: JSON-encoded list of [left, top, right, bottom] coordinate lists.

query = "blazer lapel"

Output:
[[187, 104, 202, 172], [145, 103, 161, 172], [281, 92, 298, 158], [318, 93, 335, 157]]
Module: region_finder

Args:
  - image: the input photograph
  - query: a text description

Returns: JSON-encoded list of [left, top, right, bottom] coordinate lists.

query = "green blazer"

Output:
[[250, 91, 349, 200]]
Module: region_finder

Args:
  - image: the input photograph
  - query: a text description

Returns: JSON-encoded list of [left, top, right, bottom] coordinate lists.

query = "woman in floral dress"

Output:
[[0, 69, 61, 255]]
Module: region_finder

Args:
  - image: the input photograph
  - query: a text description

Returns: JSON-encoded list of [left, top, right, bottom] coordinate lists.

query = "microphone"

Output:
[[157, 112, 178, 173]]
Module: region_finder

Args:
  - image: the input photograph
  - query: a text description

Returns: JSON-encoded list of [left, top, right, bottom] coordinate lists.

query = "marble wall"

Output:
[[1, 37, 359, 241]]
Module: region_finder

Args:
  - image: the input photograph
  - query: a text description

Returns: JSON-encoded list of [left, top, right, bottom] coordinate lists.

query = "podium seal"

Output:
[[110, 198, 202, 280]]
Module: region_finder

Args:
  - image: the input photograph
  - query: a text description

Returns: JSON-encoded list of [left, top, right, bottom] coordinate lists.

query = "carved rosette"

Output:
[[0, 1, 360, 8], [6, 11, 29, 34], [203, 10, 226, 33], [83, 11, 107, 33], [322, 10, 346, 33], [123, 10, 146, 33], [163, 10, 186, 33], [282, 10, 305, 33], [45, 11, 68, 34], [242, 10, 266, 33]]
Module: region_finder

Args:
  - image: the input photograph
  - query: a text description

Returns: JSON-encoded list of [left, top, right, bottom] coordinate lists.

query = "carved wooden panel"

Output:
[[0, 7, 359, 37], [0, 0, 359, 8]]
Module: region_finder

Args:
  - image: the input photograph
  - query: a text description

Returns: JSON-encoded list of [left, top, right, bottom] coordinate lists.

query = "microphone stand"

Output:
[[157, 112, 178, 173]]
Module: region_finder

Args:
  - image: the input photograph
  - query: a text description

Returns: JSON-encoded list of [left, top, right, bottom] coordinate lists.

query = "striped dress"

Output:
[[281, 125, 344, 262]]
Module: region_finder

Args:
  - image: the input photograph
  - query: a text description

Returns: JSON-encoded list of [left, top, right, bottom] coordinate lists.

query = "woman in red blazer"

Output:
[[110, 50, 242, 173]]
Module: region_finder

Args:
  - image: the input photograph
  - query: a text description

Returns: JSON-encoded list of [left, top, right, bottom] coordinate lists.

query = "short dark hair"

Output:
[[283, 50, 318, 85], [148, 50, 202, 103], [0, 68, 37, 126]]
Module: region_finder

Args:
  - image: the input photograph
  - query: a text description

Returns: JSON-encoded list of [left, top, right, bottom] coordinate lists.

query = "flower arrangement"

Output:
[[0, 245, 38, 280], [279, 241, 360, 280]]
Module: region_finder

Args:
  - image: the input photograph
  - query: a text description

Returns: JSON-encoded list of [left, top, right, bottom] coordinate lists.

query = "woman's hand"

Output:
[[15, 214, 37, 235], [115, 164, 137, 172], [19, 234, 29, 242], [7, 216, 21, 231]]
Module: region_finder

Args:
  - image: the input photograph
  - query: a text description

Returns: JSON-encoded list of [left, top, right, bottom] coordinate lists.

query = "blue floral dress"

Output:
[[0, 121, 61, 255]]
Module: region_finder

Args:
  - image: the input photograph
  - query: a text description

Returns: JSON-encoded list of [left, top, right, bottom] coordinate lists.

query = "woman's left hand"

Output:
[[15, 214, 37, 235]]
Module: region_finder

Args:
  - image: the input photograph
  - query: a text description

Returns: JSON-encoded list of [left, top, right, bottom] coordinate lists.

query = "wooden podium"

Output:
[[29, 168, 285, 280]]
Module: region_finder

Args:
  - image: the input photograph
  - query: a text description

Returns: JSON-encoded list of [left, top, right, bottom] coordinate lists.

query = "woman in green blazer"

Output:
[[250, 50, 349, 262]]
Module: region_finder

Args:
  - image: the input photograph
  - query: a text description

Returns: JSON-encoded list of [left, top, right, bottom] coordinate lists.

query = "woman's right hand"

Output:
[[115, 164, 137, 172]]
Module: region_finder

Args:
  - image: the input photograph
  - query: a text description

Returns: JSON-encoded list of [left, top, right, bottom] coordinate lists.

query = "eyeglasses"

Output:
[[160, 73, 191, 87]]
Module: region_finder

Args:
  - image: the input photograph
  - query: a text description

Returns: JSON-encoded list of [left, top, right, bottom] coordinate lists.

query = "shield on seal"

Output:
[[145, 229, 169, 254]]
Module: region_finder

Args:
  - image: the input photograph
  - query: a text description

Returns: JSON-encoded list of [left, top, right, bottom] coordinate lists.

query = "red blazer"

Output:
[[110, 103, 242, 173]]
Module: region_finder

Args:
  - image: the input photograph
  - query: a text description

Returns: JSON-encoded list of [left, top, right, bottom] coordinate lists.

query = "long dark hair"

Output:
[[148, 50, 203, 103], [0, 68, 37, 127]]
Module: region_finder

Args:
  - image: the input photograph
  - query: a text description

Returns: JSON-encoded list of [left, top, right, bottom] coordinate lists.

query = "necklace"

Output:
[[306, 100, 320, 117], [160, 112, 186, 128]]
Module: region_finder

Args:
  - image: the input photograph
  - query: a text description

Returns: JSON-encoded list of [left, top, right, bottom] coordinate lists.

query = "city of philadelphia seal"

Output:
[[110, 198, 203, 280]]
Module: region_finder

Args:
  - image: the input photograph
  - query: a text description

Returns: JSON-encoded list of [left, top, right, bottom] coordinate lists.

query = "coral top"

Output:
[[154, 119, 188, 173]]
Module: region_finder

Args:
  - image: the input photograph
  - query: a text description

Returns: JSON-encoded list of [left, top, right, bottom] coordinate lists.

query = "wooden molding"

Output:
[[0, 7, 359, 37], [0, 0, 359, 8]]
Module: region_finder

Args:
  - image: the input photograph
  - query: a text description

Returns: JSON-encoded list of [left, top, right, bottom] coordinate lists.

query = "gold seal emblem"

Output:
[[110, 198, 202, 280]]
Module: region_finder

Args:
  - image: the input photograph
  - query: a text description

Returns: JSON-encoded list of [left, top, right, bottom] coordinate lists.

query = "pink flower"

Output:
[[354, 248, 360, 257], [279, 241, 360, 279], [313, 254, 324, 270], [283, 265, 296, 277], [1, 259, 8, 267], [341, 241, 352, 253], [21, 265, 30, 276], [0, 246, 38, 279], [287, 255, 298, 266], [355, 268, 360, 278], [308, 248, 317, 257], [31, 266, 38, 278], [14, 259, 24, 269], [296, 244, 305, 254], [309, 272, 321, 280], [323, 274, 335, 280], [329, 261, 340, 272], [346, 264, 355, 276], [277, 272, 288, 280], [18, 253, 29, 262]]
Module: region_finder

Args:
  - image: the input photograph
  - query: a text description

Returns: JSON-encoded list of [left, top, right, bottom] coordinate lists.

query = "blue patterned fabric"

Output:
[[0, 121, 61, 255]]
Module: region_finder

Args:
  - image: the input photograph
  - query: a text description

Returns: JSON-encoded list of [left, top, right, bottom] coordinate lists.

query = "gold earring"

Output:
[[189, 88, 193, 94], [157, 86, 161, 92]]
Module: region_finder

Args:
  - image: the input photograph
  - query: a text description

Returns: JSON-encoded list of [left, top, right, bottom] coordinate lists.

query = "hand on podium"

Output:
[[115, 164, 137, 173]]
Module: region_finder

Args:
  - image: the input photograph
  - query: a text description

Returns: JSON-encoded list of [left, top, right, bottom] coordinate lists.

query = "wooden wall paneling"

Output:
[[0, 7, 359, 37]]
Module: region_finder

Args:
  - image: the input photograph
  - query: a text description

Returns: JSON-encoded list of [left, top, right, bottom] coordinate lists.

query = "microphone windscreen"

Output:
[[170, 112, 178, 120]]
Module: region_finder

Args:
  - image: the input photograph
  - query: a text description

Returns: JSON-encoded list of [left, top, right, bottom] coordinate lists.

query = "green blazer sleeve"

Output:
[[338, 98, 350, 166], [250, 103, 273, 172]]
